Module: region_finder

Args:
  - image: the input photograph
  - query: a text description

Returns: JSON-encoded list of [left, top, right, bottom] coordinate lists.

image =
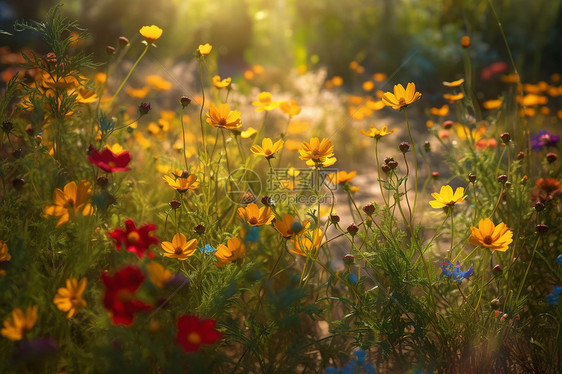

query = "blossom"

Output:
[[299, 137, 336, 167], [429, 185, 465, 209], [1, 306, 38, 341], [215, 237, 246, 266], [382, 82, 421, 109], [442, 78, 465, 87], [250, 138, 284, 159], [483, 99, 502, 110], [53, 277, 87, 318], [0, 240, 11, 263], [469, 218, 513, 252], [430, 105, 449, 116], [101, 265, 152, 325], [443, 92, 465, 103], [139, 25, 163, 43], [88, 147, 131, 173], [212, 75, 231, 89], [530, 130, 559, 150], [206, 104, 242, 130], [237, 203, 274, 226], [440, 259, 474, 283], [163, 173, 199, 193], [146, 262, 173, 288], [197, 43, 212, 56], [43, 180, 94, 226], [279, 100, 302, 118], [252, 92, 280, 112], [175, 315, 222, 352], [161, 233, 198, 260], [546, 286, 562, 306], [273, 214, 309, 239], [145, 75, 172, 91], [291, 228, 323, 257], [360, 125, 394, 139], [108, 219, 159, 258]]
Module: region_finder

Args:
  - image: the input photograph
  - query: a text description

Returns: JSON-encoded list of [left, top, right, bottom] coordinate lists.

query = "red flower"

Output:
[[101, 265, 152, 325], [175, 315, 222, 353], [88, 148, 131, 173], [108, 219, 159, 258]]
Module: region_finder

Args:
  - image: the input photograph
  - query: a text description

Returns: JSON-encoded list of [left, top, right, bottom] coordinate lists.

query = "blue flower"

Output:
[[556, 254, 562, 265], [546, 285, 562, 305], [243, 226, 260, 243], [349, 273, 358, 283], [530, 130, 559, 151], [199, 244, 215, 254], [324, 349, 376, 373], [440, 259, 474, 283]]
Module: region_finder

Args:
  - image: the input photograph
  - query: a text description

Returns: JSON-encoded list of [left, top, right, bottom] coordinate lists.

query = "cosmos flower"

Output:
[[163, 173, 199, 193], [279, 100, 302, 118], [291, 228, 323, 257], [108, 219, 159, 258], [215, 237, 246, 266], [273, 214, 309, 239], [1, 306, 38, 341], [53, 278, 87, 318], [252, 92, 280, 112], [161, 233, 198, 260], [429, 185, 465, 209], [250, 138, 284, 159], [197, 43, 212, 56], [212, 75, 231, 89], [469, 218, 513, 252], [382, 83, 421, 109], [360, 125, 394, 139], [146, 262, 173, 288], [299, 137, 336, 167], [206, 104, 242, 130], [88, 147, 131, 173], [139, 25, 163, 43], [175, 315, 222, 352], [237, 203, 274, 226], [43, 180, 94, 226]]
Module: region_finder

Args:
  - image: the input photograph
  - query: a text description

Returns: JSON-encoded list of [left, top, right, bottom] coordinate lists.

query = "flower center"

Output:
[[483, 235, 493, 245], [187, 332, 201, 345], [265, 149, 272, 156], [218, 118, 227, 127], [108, 161, 116, 168], [128, 231, 140, 243], [116, 289, 134, 302], [175, 247, 184, 255], [249, 217, 258, 225], [398, 97, 407, 107]]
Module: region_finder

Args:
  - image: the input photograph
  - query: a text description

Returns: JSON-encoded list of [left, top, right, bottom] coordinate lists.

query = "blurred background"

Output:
[[2, 0, 561, 90]]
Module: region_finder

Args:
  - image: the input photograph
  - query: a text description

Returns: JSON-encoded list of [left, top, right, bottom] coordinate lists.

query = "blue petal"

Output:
[[556, 254, 562, 265]]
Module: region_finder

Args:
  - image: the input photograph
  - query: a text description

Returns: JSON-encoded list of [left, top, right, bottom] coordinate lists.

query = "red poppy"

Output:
[[108, 219, 159, 258], [175, 315, 222, 352], [101, 265, 152, 325], [88, 148, 131, 173]]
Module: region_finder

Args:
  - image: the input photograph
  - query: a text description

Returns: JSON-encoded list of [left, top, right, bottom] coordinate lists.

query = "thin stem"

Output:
[[403, 110, 418, 221], [110, 44, 149, 102]]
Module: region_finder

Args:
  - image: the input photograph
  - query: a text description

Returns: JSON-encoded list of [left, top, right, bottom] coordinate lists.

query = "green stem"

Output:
[[403, 110, 418, 221], [110, 44, 149, 102]]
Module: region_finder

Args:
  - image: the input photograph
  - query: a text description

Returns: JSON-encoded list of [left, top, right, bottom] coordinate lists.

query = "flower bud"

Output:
[[96, 176, 108, 187], [388, 160, 398, 170], [493, 264, 503, 274], [399, 142, 410, 153], [1, 121, 13, 134], [12, 178, 25, 190], [497, 175, 507, 184], [138, 102, 152, 115], [11, 149, 22, 158], [362, 204, 375, 216], [343, 254, 355, 266], [106, 46, 116, 55], [347, 223, 359, 236], [381, 164, 391, 174], [169, 200, 181, 209], [290, 221, 304, 235], [468, 174, 476, 183], [536, 224, 549, 233], [431, 171, 439, 179], [556, 254, 562, 265], [424, 141, 431, 152], [118, 36, 130, 47], [491, 298, 501, 309], [261, 196, 272, 206], [516, 151, 525, 160], [194, 224, 206, 234], [500, 132, 511, 143], [534, 201, 545, 211], [180, 96, 192, 108], [442, 120, 454, 129], [384, 156, 394, 164], [546, 152, 558, 163], [25, 124, 34, 135], [461, 36, 471, 48], [329, 214, 340, 224]]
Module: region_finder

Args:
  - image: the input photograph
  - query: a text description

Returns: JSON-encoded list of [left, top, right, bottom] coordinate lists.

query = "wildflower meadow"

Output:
[[0, 1, 561, 373]]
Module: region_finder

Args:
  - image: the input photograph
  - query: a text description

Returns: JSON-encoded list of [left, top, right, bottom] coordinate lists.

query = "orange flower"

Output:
[[299, 137, 336, 167], [442, 79, 465, 87], [212, 75, 231, 89], [238, 203, 274, 226], [252, 92, 280, 112], [279, 100, 302, 118], [328, 171, 356, 185], [382, 83, 421, 110], [1, 306, 38, 341], [146, 75, 172, 91], [274, 214, 309, 239], [53, 278, 87, 318], [163, 173, 199, 193], [291, 228, 323, 257], [469, 218, 513, 252], [250, 138, 284, 159], [429, 185, 465, 209], [139, 25, 163, 43], [483, 99, 502, 110], [360, 125, 394, 139], [430, 105, 449, 116], [215, 237, 246, 266], [206, 104, 242, 130], [43, 180, 94, 226], [161, 233, 198, 260]]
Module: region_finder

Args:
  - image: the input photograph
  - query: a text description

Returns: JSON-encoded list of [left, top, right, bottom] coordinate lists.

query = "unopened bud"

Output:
[[399, 142, 410, 153], [96, 176, 108, 187], [468, 174, 476, 183], [536, 224, 549, 233], [381, 164, 391, 174], [493, 264, 503, 274], [180, 96, 192, 108], [329, 214, 340, 224], [106, 46, 116, 55], [362, 204, 375, 216], [516, 151, 525, 160], [461, 36, 471, 48], [442, 120, 454, 129], [138, 102, 151, 115], [432, 171, 439, 179], [534, 202, 545, 211], [2, 121, 13, 133], [497, 175, 508, 184], [546, 152, 558, 163], [169, 200, 181, 209], [500, 132, 511, 143], [12, 178, 25, 190], [261, 196, 272, 206], [194, 224, 206, 234], [343, 254, 355, 266], [347, 224, 359, 236], [424, 141, 431, 152], [118, 36, 129, 47]]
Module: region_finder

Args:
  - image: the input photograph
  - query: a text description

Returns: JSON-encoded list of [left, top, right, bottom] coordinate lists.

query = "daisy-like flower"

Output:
[[212, 75, 231, 89], [237, 203, 274, 226], [1, 306, 38, 341], [108, 219, 159, 258], [53, 278, 87, 318], [443, 93, 465, 103], [88, 147, 131, 173], [279, 100, 302, 118], [469, 218, 513, 252], [43, 180, 94, 227], [215, 237, 246, 266], [139, 25, 163, 43], [360, 125, 394, 139], [252, 92, 280, 112], [250, 138, 284, 159], [327, 171, 356, 185], [163, 173, 199, 193], [161, 233, 198, 260], [291, 228, 323, 257], [145, 75, 172, 91], [175, 315, 222, 352], [430, 105, 449, 116], [273, 214, 309, 239], [197, 43, 212, 56], [483, 99, 503, 110], [299, 137, 336, 167], [442, 78, 465, 87], [146, 262, 173, 288], [530, 130, 559, 150], [429, 185, 465, 209], [101, 265, 152, 326], [382, 83, 422, 110], [206, 104, 242, 130]]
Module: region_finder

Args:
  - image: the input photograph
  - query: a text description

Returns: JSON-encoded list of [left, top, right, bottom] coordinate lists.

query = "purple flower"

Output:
[[531, 131, 559, 151], [440, 259, 474, 283]]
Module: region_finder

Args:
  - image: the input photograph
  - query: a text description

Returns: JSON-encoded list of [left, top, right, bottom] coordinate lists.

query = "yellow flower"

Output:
[[146, 75, 172, 91], [360, 125, 394, 139], [125, 86, 150, 99], [250, 138, 284, 159], [215, 237, 246, 266], [299, 137, 336, 167], [53, 278, 87, 318], [287, 121, 310, 134], [74, 87, 98, 104], [373, 73, 387, 82], [442, 78, 465, 87], [429, 185, 465, 209], [252, 92, 280, 112], [212, 75, 231, 89], [279, 100, 302, 118], [241, 127, 257, 138], [327, 171, 357, 185], [0, 241, 11, 262], [1, 306, 38, 341], [146, 262, 173, 288], [43, 181, 94, 226], [206, 104, 242, 130], [443, 92, 465, 103], [238, 203, 274, 226], [161, 233, 198, 260], [290, 228, 323, 257], [382, 83, 422, 110], [273, 214, 309, 239], [469, 218, 513, 252], [430, 105, 449, 116], [198, 43, 212, 56], [163, 173, 199, 193], [139, 25, 163, 43], [483, 99, 503, 110]]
